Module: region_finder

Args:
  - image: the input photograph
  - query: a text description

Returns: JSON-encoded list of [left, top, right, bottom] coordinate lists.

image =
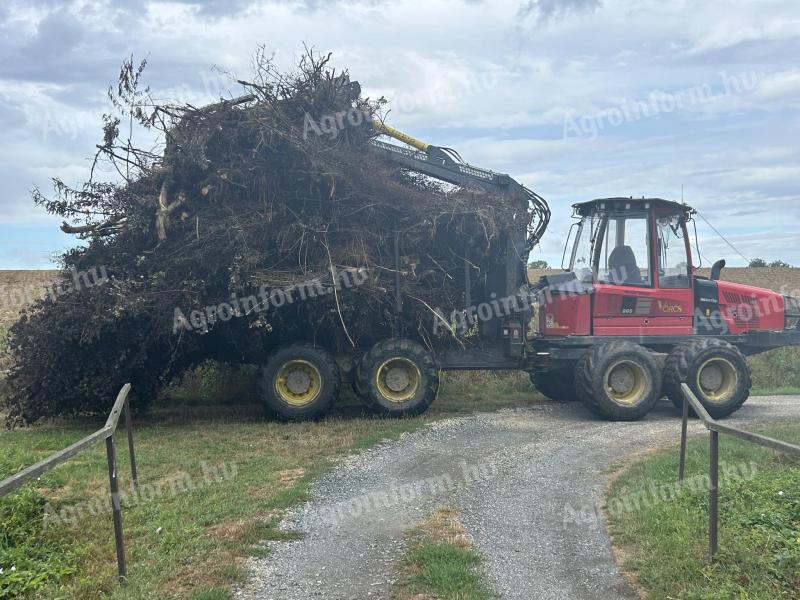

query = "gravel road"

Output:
[[235, 395, 800, 600]]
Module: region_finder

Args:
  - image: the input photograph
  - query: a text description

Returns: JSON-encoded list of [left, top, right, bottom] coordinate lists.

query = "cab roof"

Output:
[[573, 197, 695, 218]]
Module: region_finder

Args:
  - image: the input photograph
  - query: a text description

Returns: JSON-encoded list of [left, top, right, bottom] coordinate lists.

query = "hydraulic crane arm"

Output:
[[369, 120, 550, 251]]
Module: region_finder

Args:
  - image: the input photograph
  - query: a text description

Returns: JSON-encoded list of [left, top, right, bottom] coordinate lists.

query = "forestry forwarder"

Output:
[[262, 123, 800, 422]]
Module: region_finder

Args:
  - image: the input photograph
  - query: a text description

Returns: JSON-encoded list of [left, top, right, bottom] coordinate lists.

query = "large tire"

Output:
[[357, 338, 439, 417], [261, 343, 340, 421], [663, 338, 751, 419], [576, 341, 661, 421], [530, 367, 579, 402]]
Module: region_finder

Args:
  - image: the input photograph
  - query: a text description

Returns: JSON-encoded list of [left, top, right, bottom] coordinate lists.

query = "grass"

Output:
[[605, 423, 800, 600], [752, 386, 800, 396], [393, 507, 493, 600], [1, 338, 798, 598], [0, 366, 538, 599], [750, 347, 800, 395]]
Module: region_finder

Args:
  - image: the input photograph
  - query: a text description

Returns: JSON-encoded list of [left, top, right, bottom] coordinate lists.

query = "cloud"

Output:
[[752, 69, 800, 108], [518, 0, 601, 23], [1, 0, 800, 268]]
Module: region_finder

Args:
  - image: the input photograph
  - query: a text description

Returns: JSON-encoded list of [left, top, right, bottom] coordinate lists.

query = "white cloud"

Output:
[[1, 0, 800, 268]]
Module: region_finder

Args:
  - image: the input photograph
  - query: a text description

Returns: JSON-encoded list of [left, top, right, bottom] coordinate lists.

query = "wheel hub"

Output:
[[286, 370, 312, 395], [609, 364, 635, 395], [375, 357, 422, 403], [699, 363, 723, 392], [274, 359, 322, 407], [603, 359, 647, 405], [697, 358, 738, 403], [385, 367, 411, 392]]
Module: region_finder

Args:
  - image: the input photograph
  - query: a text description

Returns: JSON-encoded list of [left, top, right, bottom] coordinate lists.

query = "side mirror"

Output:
[[710, 259, 726, 281]]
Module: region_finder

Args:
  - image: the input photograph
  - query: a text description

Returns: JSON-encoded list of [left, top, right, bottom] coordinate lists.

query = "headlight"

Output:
[[784, 295, 800, 329]]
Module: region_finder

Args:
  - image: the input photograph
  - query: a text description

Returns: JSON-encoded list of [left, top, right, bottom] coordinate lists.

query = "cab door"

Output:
[[592, 207, 693, 336], [650, 212, 694, 334]]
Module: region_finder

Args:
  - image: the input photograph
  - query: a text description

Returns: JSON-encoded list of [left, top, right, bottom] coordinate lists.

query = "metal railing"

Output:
[[0, 384, 137, 581], [677, 382, 800, 560]]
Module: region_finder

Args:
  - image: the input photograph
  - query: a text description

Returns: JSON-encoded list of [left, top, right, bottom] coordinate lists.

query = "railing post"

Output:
[[105, 435, 127, 581], [679, 392, 689, 482], [709, 429, 719, 561], [123, 399, 139, 491]]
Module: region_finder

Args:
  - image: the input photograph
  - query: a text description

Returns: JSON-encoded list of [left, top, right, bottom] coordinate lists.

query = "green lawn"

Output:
[[393, 508, 493, 600], [3, 346, 800, 599], [0, 368, 536, 599], [606, 423, 800, 600]]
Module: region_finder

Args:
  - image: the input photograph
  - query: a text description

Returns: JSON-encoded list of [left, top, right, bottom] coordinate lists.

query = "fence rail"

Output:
[[678, 383, 800, 560], [0, 384, 137, 580]]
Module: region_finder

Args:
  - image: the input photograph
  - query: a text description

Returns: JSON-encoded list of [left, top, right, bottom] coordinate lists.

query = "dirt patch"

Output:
[[278, 467, 306, 486], [161, 548, 239, 597], [408, 507, 471, 549], [206, 518, 251, 541]]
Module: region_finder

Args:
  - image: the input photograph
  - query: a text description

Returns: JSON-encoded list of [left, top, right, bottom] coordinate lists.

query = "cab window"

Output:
[[657, 215, 690, 288], [567, 215, 598, 283], [596, 214, 652, 286]]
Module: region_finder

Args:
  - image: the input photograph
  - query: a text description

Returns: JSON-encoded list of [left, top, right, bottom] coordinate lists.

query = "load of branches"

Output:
[[3, 50, 531, 424]]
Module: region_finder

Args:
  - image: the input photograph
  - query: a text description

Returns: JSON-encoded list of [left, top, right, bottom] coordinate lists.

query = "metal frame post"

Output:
[[677, 382, 800, 562], [105, 435, 127, 581], [123, 399, 139, 491], [0, 385, 134, 586], [678, 394, 689, 482], [709, 429, 719, 561]]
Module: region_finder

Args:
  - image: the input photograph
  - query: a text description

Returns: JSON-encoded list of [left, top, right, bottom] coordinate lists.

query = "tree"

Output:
[[769, 260, 792, 268], [748, 258, 767, 268], [529, 260, 549, 269]]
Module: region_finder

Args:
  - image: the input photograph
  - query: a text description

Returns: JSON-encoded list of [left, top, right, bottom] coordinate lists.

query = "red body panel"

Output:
[[716, 281, 784, 333], [592, 283, 693, 336], [541, 292, 591, 336], [538, 200, 787, 340], [539, 280, 786, 339]]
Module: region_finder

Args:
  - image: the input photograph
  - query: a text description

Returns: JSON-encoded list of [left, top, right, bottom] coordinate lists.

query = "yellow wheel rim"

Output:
[[696, 358, 738, 404], [603, 360, 647, 405], [375, 358, 421, 403], [274, 359, 322, 406]]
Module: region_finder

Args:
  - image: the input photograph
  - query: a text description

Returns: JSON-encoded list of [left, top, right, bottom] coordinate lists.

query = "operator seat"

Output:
[[607, 245, 643, 285]]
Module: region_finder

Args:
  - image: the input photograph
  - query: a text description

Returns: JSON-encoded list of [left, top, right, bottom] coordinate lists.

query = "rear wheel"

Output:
[[576, 341, 661, 421], [530, 367, 579, 402], [261, 343, 340, 421], [663, 339, 751, 419], [358, 338, 439, 417]]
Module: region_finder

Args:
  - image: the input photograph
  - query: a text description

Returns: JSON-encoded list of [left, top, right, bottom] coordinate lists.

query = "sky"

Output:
[[0, 0, 799, 269]]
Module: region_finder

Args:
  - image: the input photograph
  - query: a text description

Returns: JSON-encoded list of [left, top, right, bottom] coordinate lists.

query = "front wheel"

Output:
[[576, 341, 661, 421], [261, 343, 340, 421], [663, 339, 751, 419], [357, 338, 439, 417]]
